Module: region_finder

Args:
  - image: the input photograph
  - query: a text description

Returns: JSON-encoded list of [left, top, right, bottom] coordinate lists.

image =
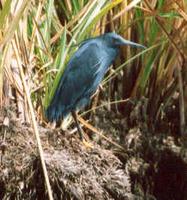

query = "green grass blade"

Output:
[[0, 0, 11, 29]]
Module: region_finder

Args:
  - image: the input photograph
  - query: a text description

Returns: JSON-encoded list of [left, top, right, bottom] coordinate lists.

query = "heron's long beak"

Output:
[[120, 38, 146, 49]]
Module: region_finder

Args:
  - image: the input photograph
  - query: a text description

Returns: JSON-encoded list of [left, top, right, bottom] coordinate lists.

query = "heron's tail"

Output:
[[45, 103, 70, 122]]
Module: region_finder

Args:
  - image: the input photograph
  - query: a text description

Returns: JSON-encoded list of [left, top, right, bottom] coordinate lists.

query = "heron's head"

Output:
[[103, 32, 146, 49]]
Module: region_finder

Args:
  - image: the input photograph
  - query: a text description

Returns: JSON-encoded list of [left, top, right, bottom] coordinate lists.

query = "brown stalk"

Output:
[[12, 37, 54, 200], [77, 115, 125, 151], [144, 0, 186, 135]]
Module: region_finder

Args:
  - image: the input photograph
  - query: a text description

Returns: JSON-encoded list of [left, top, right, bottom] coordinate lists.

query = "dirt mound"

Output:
[[0, 117, 132, 200]]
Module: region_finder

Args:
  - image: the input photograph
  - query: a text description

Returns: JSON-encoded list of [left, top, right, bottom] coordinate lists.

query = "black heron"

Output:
[[45, 32, 145, 140]]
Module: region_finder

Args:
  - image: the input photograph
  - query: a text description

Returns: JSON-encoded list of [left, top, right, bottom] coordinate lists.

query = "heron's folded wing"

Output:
[[46, 41, 108, 121]]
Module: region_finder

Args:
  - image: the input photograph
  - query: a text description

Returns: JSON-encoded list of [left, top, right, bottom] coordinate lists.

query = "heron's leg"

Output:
[[71, 111, 83, 140]]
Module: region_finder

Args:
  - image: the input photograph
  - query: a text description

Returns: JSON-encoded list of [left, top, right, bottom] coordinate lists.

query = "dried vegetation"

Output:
[[0, 0, 187, 199]]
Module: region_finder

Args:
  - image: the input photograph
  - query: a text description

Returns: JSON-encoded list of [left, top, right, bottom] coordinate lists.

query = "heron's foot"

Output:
[[82, 138, 94, 149]]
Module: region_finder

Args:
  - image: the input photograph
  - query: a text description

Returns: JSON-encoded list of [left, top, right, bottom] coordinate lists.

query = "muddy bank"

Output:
[[0, 116, 132, 200]]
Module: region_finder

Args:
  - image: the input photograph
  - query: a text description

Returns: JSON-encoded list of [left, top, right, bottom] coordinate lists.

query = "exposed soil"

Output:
[[0, 101, 187, 200], [0, 109, 131, 200]]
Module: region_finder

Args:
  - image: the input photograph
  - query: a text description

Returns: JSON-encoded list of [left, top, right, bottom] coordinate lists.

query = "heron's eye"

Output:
[[112, 38, 118, 45], [112, 38, 116, 44]]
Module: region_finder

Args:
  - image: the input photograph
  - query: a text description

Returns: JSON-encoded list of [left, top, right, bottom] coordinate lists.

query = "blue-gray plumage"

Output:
[[45, 32, 145, 139]]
